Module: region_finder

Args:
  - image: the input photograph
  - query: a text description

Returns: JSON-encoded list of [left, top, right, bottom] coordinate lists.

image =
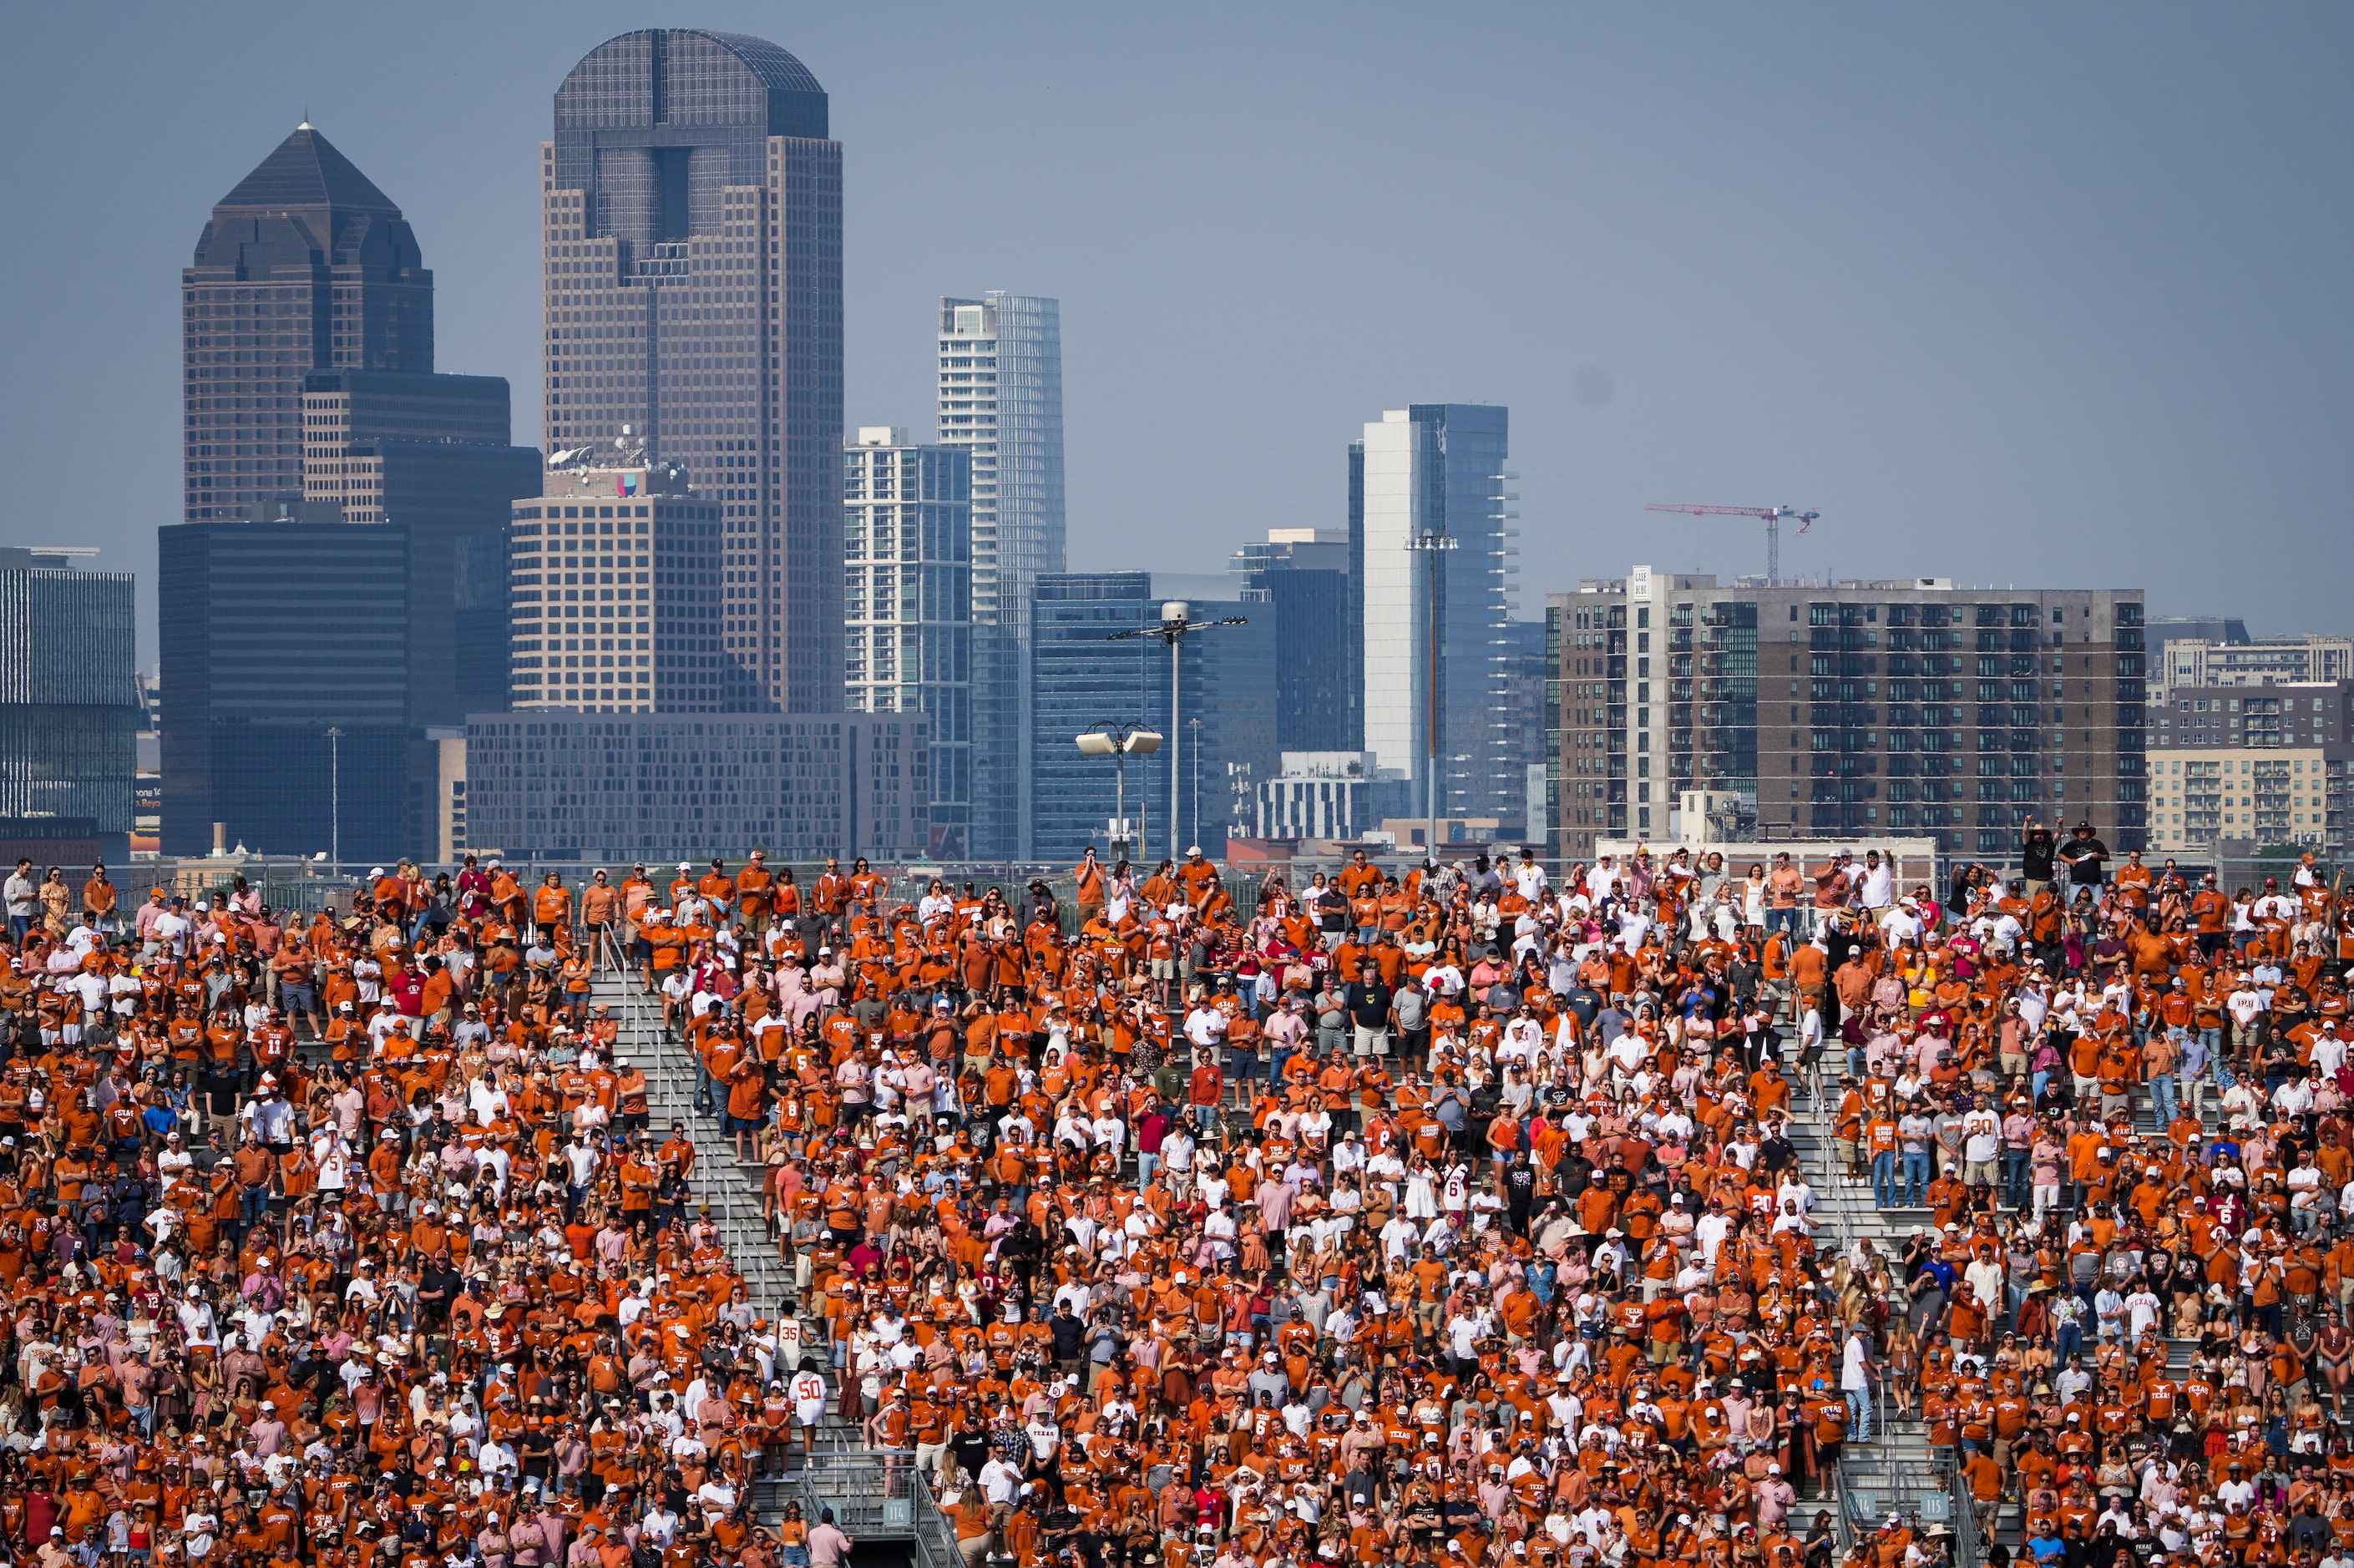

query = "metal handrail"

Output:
[[779, 1449, 963, 1561], [1834, 1449, 1977, 1567], [607, 944, 782, 1312]]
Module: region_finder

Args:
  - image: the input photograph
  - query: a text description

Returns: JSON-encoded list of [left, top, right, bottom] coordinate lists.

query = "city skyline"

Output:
[[12, 4, 2349, 670]]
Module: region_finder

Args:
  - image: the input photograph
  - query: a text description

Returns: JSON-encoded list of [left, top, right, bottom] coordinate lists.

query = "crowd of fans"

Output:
[[0, 816, 2350, 1568]]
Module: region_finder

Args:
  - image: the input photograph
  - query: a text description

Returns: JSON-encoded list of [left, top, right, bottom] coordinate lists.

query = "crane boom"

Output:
[[1643, 502, 1819, 584]]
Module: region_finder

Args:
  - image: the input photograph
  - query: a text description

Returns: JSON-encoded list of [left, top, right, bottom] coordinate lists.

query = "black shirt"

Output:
[[2021, 828, 2057, 880], [1344, 980, 1394, 1029], [2058, 832, 2109, 882]]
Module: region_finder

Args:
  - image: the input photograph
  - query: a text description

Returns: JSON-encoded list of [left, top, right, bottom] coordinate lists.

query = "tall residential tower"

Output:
[[543, 28, 844, 714], [1358, 405, 1517, 828], [939, 294, 1063, 860], [843, 428, 972, 857]]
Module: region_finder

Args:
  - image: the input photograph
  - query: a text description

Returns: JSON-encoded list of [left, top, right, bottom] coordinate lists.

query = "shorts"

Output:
[[1150, 959, 1175, 980], [1353, 1024, 1390, 1058], [282, 982, 317, 1014], [1963, 1158, 1997, 1186], [1835, 1138, 1858, 1167]]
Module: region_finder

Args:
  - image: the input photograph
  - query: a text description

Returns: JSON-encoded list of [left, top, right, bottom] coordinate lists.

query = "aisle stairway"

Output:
[[1779, 1072, 1952, 1545], [586, 969, 869, 1521], [1782, 1066, 2206, 1563]]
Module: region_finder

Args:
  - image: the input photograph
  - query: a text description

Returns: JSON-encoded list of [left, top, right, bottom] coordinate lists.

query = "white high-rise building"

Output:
[[939, 295, 1066, 623], [1358, 405, 1516, 829], [939, 294, 1065, 859], [843, 427, 972, 858]]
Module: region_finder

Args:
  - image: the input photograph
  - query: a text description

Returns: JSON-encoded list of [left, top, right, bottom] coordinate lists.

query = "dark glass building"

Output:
[[544, 29, 844, 716], [0, 551, 137, 867], [184, 124, 432, 522], [165, 126, 538, 857], [159, 523, 410, 862], [1228, 529, 1355, 755], [1030, 574, 1275, 865]]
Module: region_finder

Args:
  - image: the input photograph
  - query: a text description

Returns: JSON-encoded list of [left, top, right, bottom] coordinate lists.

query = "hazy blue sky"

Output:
[[5, 3, 2349, 664]]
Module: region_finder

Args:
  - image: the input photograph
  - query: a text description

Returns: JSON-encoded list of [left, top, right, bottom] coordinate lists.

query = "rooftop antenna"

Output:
[[299, 106, 313, 131]]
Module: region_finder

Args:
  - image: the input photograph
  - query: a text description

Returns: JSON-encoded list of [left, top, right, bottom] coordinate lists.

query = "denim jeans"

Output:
[[2148, 1071, 2179, 1129], [1845, 1386, 1874, 1442], [1901, 1150, 1931, 1207], [2002, 1148, 2031, 1211], [1873, 1151, 1900, 1209]]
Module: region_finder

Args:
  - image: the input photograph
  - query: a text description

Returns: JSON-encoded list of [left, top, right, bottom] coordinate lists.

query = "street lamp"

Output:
[[325, 726, 344, 871], [1075, 722, 1163, 861], [1404, 532, 1459, 861], [1187, 716, 1202, 852], [1107, 601, 1247, 863]]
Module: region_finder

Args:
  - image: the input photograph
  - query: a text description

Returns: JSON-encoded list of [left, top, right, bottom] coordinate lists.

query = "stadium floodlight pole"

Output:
[[1404, 532, 1460, 861], [1075, 722, 1163, 862], [325, 726, 344, 871], [1107, 601, 1246, 863]]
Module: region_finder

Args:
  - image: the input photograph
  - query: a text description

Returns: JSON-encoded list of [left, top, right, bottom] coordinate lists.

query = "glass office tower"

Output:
[[1029, 574, 1273, 866], [544, 28, 844, 715], [939, 294, 1064, 860], [1358, 405, 1516, 825]]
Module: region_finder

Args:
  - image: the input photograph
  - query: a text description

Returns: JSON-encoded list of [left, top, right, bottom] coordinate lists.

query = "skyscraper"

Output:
[[505, 448, 722, 713], [843, 428, 972, 857], [1229, 529, 1354, 754], [168, 124, 537, 857], [1030, 574, 1273, 865], [1358, 405, 1516, 826], [939, 294, 1064, 860], [0, 549, 137, 867], [543, 28, 844, 716], [300, 370, 537, 721], [939, 296, 1066, 627], [160, 523, 411, 861], [183, 124, 430, 522]]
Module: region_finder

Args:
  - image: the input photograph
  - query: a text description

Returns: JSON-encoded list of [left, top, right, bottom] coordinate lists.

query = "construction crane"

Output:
[[1644, 503, 1819, 585]]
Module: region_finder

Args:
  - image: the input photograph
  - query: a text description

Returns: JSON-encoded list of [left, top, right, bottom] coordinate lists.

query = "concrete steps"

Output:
[[590, 973, 860, 1460]]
